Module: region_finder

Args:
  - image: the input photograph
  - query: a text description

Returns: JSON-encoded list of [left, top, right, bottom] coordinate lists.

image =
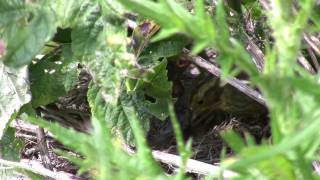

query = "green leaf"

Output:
[[221, 130, 246, 153], [51, 0, 88, 27], [0, 0, 28, 27], [133, 59, 172, 120], [119, 103, 161, 172], [168, 103, 192, 179], [139, 35, 189, 64], [0, 61, 31, 138], [3, 8, 57, 68], [86, 83, 166, 179], [71, 4, 104, 59], [29, 45, 78, 108], [0, 127, 23, 161], [79, 16, 133, 104], [241, 147, 295, 179], [88, 84, 143, 145]]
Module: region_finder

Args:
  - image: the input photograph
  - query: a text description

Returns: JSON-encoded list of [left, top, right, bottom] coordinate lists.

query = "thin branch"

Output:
[[297, 53, 316, 74], [307, 47, 320, 72], [304, 35, 320, 57], [152, 150, 238, 178], [0, 159, 81, 180], [36, 127, 54, 171], [10, 119, 54, 137], [246, 38, 265, 72], [123, 145, 238, 178], [183, 48, 267, 107], [313, 160, 320, 176]]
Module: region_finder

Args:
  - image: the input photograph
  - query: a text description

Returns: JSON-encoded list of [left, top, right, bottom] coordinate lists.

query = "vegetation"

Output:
[[1, 0, 320, 179]]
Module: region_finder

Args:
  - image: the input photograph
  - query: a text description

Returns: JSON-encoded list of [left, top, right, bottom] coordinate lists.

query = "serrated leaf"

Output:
[[134, 59, 172, 120], [0, 0, 28, 27], [88, 82, 156, 145], [139, 35, 189, 64], [0, 62, 31, 138], [51, 0, 88, 27], [99, 0, 125, 15], [71, 4, 104, 59], [29, 45, 78, 107], [3, 8, 57, 68], [79, 20, 133, 103], [87, 83, 165, 178]]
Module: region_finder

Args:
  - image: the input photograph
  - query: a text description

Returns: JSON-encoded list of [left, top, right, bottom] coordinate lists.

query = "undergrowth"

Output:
[[1, 0, 320, 179]]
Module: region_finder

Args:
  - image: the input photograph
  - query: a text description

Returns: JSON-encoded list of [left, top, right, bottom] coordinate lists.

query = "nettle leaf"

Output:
[[100, 0, 125, 15], [3, 8, 57, 68], [88, 84, 151, 145], [133, 59, 172, 120], [71, 3, 105, 59], [0, 127, 23, 161], [0, 0, 28, 27], [29, 45, 79, 108], [138, 35, 189, 68], [68, 0, 136, 104], [0, 62, 31, 138], [51, 0, 89, 27]]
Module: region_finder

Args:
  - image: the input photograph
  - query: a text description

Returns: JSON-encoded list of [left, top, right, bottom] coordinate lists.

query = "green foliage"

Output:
[[51, 0, 90, 28], [2, 7, 56, 68], [1, 0, 320, 179], [71, 3, 105, 59], [168, 103, 192, 179], [118, 0, 216, 53], [221, 130, 246, 153], [132, 59, 173, 120], [0, 127, 23, 161], [87, 62, 172, 144], [0, 0, 28, 27], [139, 35, 190, 63], [23, 89, 170, 179], [118, 0, 320, 179], [29, 45, 78, 107], [87, 84, 136, 144]]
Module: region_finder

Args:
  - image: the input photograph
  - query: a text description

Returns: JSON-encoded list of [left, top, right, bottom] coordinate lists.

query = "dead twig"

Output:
[[0, 159, 82, 180], [152, 150, 237, 178], [36, 127, 54, 171], [183, 48, 267, 107], [297, 53, 316, 74], [10, 119, 54, 138], [304, 35, 320, 57], [123, 145, 238, 178], [245, 38, 265, 72], [307, 48, 320, 72]]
